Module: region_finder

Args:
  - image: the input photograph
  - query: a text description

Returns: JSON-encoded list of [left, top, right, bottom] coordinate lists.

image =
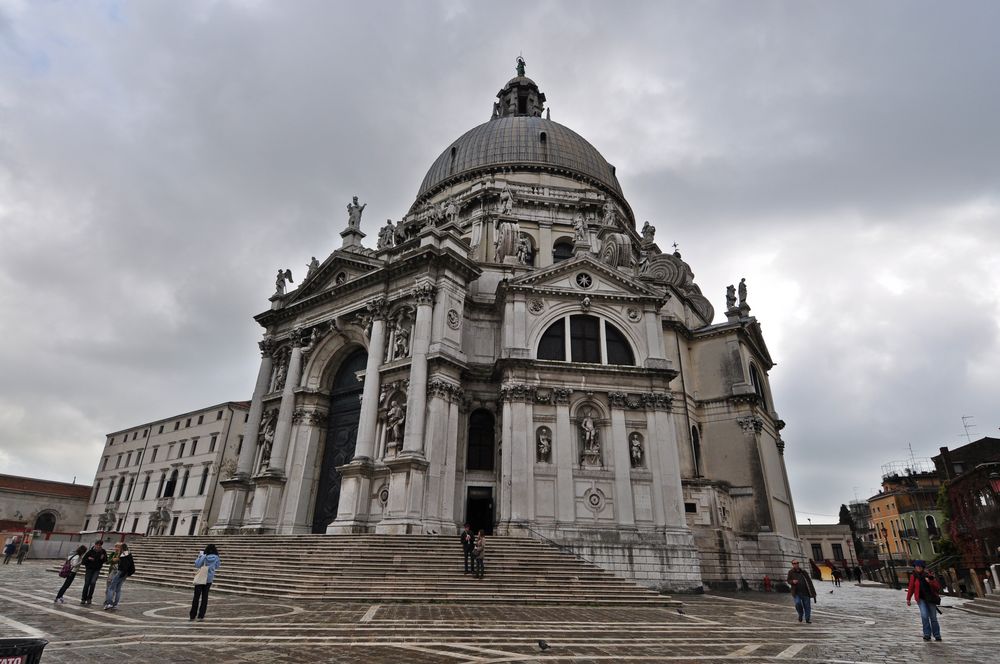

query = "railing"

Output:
[[517, 523, 599, 567]]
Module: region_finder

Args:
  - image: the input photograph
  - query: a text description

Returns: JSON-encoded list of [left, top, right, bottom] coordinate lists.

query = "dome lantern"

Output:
[[492, 56, 546, 119]]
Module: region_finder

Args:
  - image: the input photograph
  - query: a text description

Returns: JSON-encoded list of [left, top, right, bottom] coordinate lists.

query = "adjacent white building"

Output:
[[85, 401, 249, 537]]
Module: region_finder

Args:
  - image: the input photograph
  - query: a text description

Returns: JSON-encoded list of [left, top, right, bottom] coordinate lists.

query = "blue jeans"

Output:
[[918, 599, 940, 638], [794, 594, 812, 621], [104, 571, 126, 607]]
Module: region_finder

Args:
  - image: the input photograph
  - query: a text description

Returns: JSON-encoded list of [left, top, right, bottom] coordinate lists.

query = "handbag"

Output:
[[193, 564, 210, 585]]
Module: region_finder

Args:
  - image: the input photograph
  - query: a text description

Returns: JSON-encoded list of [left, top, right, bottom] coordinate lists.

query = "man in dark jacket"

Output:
[[460, 524, 474, 574], [80, 540, 108, 605], [787, 560, 817, 623]]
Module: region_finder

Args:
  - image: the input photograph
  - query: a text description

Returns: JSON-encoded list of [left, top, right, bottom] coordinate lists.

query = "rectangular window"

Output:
[[92, 481, 100, 503], [178, 442, 186, 458], [197, 415, 204, 425], [115, 455, 122, 469], [191, 440, 198, 456], [210, 434, 218, 453], [158, 425, 164, 434], [244, 413, 249, 423], [143, 429, 148, 438], [237, 435, 244, 455], [832, 543, 844, 560], [186, 418, 191, 428], [188, 515, 198, 536], [83, 518, 90, 531], [141, 476, 149, 500], [217, 410, 223, 420], [811, 543, 823, 560], [132, 431, 137, 440], [198, 467, 209, 495], [132, 517, 139, 533], [684, 502, 697, 513], [125, 452, 132, 466], [570, 315, 601, 363], [170, 516, 179, 536], [151, 447, 158, 462], [174, 422, 180, 431], [102, 457, 109, 471]]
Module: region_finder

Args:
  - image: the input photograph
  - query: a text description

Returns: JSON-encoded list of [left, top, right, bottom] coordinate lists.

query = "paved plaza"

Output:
[[0, 562, 996, 663]]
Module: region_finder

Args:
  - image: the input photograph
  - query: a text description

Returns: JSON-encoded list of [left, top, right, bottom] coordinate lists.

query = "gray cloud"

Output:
[[1, 0, 998, 522]]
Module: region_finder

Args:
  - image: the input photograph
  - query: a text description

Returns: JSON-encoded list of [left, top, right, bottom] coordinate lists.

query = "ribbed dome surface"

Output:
[[416, 116, 622, 200]]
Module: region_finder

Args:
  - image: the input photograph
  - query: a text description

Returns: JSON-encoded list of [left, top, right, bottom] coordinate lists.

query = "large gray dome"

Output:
[[415, 116, 624, 201]]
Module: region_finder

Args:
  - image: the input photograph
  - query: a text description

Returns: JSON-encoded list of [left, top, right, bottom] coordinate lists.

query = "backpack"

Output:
[[919, 574, 941, 605], [58, 556, 73, 578]]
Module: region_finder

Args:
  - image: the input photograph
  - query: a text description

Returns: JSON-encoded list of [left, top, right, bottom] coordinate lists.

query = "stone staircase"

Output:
[[80, 534, 678, 607], [955, 593, 1000, 617]]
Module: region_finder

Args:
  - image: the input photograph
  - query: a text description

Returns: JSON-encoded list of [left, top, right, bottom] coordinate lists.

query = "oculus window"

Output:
[[537, 314, 635, 366]]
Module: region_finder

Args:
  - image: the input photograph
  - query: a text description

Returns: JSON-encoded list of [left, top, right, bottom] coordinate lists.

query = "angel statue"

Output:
[[275, 268, 294, 296]]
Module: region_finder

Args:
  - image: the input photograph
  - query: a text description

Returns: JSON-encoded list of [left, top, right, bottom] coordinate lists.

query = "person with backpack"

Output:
[[2, 538, 17, 564], [103, 543, 135, 610], [472, 530, 486, 579], [54, 545, 88, 603], [460, 524, 474, 574], [906, 560, 942, 641], [80, 540, 108, 605]]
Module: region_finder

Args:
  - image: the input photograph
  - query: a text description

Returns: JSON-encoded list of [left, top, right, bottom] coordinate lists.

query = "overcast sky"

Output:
[[2, 1, 998, 524]]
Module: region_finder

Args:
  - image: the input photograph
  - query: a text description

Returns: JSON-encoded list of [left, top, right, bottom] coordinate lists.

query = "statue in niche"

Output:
[[602, 199, 616, 226], [641, 221, 656, 244], [270, 355, 288, 392], [306, 257, 320, 279], [536, 427, 552, 463], [493, 215, 520, 262], [274, 269, 293, 296], [726, 284, 737, 310], [738, 278, 748, 307], [515, 234, 533, 265], [385, 399, 406, 450], [377, 220, 396, 250], [573, 210, 587, 241], [346, 195, 367, 229], [499, 184, 515, 216], [579, 408, 601, 466], [258, 412, 276, 471], [392, 324, 410, 360], [630, 433, 644, 468]]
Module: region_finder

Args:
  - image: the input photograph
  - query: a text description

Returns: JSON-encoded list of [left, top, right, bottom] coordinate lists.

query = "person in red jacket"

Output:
[[906, 560, 942, 641]]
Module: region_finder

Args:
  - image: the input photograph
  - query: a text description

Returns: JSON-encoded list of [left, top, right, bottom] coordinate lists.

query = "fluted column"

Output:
[[236, 338, 275, 477], [266, 335, 304, 475], [402, 282, 436, 454], [354, 297, 388, 460]]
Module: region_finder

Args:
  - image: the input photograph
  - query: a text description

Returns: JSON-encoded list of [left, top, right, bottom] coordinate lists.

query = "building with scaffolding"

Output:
[[868, 459, 943, 563]]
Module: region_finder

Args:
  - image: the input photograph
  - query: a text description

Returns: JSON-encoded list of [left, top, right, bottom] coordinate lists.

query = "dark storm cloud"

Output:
[[1, 1, 997, 522]]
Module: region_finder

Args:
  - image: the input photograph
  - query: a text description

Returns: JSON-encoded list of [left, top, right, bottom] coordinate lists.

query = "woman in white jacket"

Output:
[[54, 545, 88, 603]]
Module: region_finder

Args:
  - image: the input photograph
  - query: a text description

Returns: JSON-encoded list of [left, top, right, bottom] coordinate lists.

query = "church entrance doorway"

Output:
[[312, 348, 367, 534], [465, 486, 494, 535]]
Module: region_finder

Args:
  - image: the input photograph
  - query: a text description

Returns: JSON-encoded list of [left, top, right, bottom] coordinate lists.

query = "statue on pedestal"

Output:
[[392, 325, 410, 360], [306, 257, 320, 279], [629, 433, 644, 468], [602, 199, 616, 226], [516, 56, 526, 78], [274, 269, 293, 296], [536, 427, 552, 463], [574, 211, 587, 241], [726, 284, 737, 310], [347, 196, 367, 229], [385, 400, 406, 451], [738, 278, 748, 307], [515, 234, 533, 265], [580, 409, 601, 466], [377, 220, 396, 250], [641, 221, 656, 244], [499, 184, 515, 216]]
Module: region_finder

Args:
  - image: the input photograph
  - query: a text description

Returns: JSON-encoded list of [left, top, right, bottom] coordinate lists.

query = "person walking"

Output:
[[460, 524, 474, 574], [472, 530, 486, 579], [2, 538, 17, 564], [15, 539, 30, 564], [80, 540, 108, 605], [906, 560, 942, 642], [190, 544, 221, 621], [55, 545, 88, 603], [787, 560, 817, 623], [103, 543, 135, 610], [832, 567, 842, 587]]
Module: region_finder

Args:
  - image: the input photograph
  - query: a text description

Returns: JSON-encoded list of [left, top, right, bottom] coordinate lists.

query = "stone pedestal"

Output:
[[211, 477, 252, 533], [327, 460, 377, 534], [573, 237, 592, 257], [242, 473, 286, 533], [375, 453, 430, 534], [340, 227, 367, 249]]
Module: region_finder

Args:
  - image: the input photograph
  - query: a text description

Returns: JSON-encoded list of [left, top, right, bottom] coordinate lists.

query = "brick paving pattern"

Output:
[[1, 561, 996, 663]]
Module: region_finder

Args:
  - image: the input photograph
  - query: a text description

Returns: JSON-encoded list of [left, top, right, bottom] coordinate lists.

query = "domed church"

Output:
[[212, 60, 802, 590]]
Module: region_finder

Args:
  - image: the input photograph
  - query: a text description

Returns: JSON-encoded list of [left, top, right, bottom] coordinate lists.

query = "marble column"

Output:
[[610, 406, 636, 527], [354, 298, 388, 461], [402, 282, 436, 454], [554, 392, 576, 524], [237, 339, 275, 476], [212, 337, 273, 533], [266, 337, 304, 475]]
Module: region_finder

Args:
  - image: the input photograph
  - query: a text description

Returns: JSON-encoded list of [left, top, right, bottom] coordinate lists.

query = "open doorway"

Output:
[[466, 486, 494, 536]]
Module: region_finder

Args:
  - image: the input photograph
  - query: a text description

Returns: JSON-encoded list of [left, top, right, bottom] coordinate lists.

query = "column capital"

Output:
[[258, 336, 276, 356], [413, 282, 437, 305], [368, 296, 390, 320]]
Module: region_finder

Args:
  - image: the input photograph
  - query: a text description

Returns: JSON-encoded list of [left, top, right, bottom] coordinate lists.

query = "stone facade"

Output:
[[211, 63, 802, 590], [85, 401, 249, 537], [0, 474, 91, 534]]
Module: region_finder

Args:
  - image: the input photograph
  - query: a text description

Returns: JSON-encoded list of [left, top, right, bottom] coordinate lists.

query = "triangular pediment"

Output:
[[509, 255, 663, 300], [743, 318, 775, 369], [284, 249, 382, 306]]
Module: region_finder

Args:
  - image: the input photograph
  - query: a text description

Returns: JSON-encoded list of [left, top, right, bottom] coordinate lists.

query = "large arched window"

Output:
[[537, 315, 635, 366], [34, 511, 56, 532], [467, 409, 495, 471], [552, 240, 574, 263], [749, 363, 768, 410]]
